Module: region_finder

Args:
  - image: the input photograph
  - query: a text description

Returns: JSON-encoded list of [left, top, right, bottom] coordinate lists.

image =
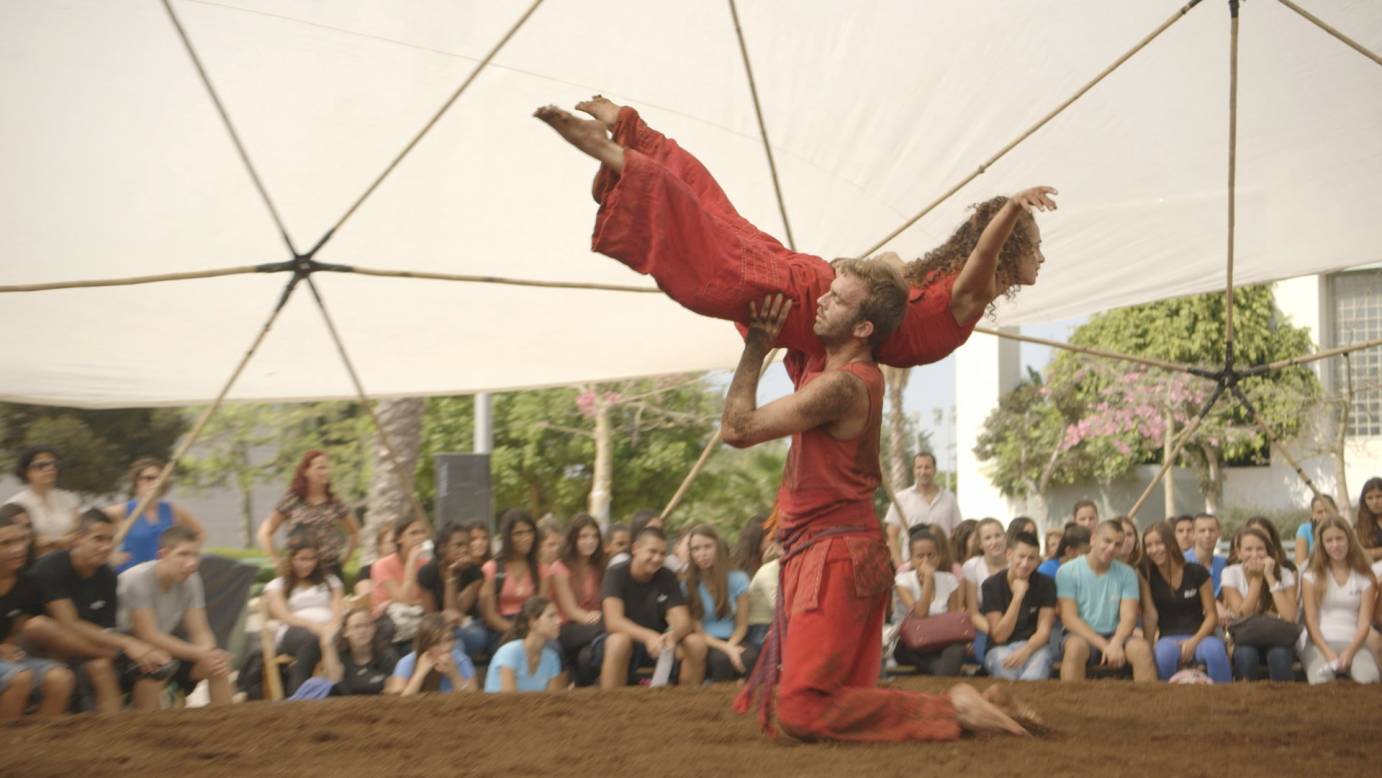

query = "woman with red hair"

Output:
[[258, 450, 361, 582]]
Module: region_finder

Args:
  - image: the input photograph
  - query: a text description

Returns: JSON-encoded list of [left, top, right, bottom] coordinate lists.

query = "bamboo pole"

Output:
[[305, 278, 433, 533], [1277, 0, 1382, 66], [0, 264, 277, 294], [344, 265, 659, 294], [1228, 384, 1322, 500], [1253, 335, 1382, 373], [728, 0, 796, 251], [312, 0, 546, 255], [160, 0, 297, 255], [1126, 383, 1226, 519], [858, 0, 1205, 257], [973, 326, 1201, 376], [1224, 2, 1240, 353], [660, 348, 781, 522], [115, 281, 300, 544]]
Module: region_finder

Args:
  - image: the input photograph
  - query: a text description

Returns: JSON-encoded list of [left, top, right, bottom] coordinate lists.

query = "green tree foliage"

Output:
[[418, 380, 783, 538], [0, 404, 186, 496], [978, 286, 1319, 507]]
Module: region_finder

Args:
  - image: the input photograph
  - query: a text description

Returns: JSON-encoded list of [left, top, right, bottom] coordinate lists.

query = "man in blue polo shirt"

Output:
[[1056, 520, 1155, 681], [1184, 513, 1227, 597]]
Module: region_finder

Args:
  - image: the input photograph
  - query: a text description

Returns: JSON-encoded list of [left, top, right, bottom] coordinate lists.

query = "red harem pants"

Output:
[[590, 107, 978, 370], [774, 532, 960, 743]]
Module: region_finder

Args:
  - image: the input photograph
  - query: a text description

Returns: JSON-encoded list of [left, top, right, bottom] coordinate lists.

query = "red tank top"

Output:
[[775, 360, 884, 532]]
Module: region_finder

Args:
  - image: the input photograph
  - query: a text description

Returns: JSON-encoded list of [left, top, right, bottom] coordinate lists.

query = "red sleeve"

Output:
[[875, 274, 978, 368]]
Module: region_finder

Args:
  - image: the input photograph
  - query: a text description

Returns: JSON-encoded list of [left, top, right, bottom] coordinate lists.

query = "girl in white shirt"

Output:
[[963, 519, 1008, 640], [1300, 517, 1378, 684], [892, 530, 965, 676], [1221, 526, 1298, 682], [264, 536, 344, 695]]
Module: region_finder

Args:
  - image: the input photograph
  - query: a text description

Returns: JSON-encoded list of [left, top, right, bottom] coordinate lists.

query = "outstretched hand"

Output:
[[1010, 186, 1059, 212], [747, 294, 792, 343]]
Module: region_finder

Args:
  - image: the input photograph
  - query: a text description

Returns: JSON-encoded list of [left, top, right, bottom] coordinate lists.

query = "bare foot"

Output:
[[575, 95, 621, 133], [534, 105, 625, 173], [949, 683, 1029, 737], [982, 684, 1049, 735]]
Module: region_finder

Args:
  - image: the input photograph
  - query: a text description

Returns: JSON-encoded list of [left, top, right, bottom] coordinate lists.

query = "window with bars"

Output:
[[1332, 270, 1382, 437]]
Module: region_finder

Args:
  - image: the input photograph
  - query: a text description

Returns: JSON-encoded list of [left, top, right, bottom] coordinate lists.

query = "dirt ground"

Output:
[[1, 678, 1377, 778]]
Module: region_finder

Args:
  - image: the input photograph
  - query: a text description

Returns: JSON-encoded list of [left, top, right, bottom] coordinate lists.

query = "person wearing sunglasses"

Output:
[[101, 458, 206, 572], [7, 446, 79, 556]]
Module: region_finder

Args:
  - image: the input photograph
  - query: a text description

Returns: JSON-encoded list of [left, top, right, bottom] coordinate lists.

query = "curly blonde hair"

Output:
[[902, 196, 1037, 300]]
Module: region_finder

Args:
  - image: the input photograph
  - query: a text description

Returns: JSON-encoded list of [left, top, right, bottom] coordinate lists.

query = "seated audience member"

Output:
[[117, 526, 232, 708], [745, 541, 780, 655], [666, 528, 690, 575], [263, 535, 344, 696], [1037, 524, 1090, 580], [604, 523, 631, 564], [29, 509, 171, 713], [1044, 528, 1064, 562], [683, 525, 756, 682], [949, 519, 980, 576], [1185, 513, 1227, 597], [0, 503, 37, 571], [1056, 519, 1155, 681], [102, 458, 206, 573], [1295, 494, 1339, 569], [733, 514, 768, 578], [588, 526, 705, 689], [8, 446, 80, 556], [1072, 499, 1099, 531], [1300, 517, 1378, 685], [1221, 526, 1298, 681], [607, 510, 661, 568], [982, 531, 1057, 681], [0, 509, 73, 717], [479, 510, 544, 653], [289, 606, 402, 700], [354, 525, 395, 599], [396, 613, 476, 695], [416, 523, 484, 659], [536, 515, 564, 566], [892, 529, 965, 677], [1172, 515, 1195, 554], [963, 518, 1008, 660], [1355, 477, 1382, 561], [1139, 522, 1229, 683], [1006, 517, 1039, 546], [484, 596, 566, 693], [465, 519, 493, 566], [370, 515, 429, 645], [546, 514, 606, 662], [1115, 516, 1141, 567]]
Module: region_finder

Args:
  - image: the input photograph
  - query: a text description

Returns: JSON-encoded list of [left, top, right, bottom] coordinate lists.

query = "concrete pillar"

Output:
[[955, 327, 1021, 520]]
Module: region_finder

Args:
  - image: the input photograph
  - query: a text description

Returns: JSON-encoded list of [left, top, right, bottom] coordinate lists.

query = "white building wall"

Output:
[[955, 326, 1020, 521]]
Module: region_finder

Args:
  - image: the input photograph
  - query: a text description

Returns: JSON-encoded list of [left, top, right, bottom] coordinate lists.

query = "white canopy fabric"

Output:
[[2, 0, 1379, 408]]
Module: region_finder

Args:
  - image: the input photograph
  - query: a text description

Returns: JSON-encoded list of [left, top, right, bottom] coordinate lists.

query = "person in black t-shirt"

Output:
[[0, 510, 75, 717], [1139, 521, 1230, 682], [417, 523, 486, 660], [321, 606, 402, 696], [591, 527, 705, 688], [417, 523, 483, 623], [981, 531, 1057, 681], [26, 509, 170, 713]]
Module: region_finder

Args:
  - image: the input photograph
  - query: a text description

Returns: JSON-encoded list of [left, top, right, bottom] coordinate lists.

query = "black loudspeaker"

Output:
[[434, 453, 493, 531]]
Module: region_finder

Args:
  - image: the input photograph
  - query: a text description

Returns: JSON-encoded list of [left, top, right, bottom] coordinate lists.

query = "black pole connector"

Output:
[[1228, 0, 1240, 19]]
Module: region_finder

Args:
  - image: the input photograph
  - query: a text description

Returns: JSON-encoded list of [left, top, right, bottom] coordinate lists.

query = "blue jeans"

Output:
[[456, 622, 491, 661], [1154, 635, 1231, 683], [1232, 643, 1295, 682], [983, 640, 1052, 680], [0, 656, 61, 693]]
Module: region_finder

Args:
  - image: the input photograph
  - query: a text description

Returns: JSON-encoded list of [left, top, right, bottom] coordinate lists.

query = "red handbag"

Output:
[[899, 610, 975, 653]]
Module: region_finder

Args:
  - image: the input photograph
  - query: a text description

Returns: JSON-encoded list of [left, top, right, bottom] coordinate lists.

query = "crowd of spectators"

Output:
[[1, 444, 1380, 720]]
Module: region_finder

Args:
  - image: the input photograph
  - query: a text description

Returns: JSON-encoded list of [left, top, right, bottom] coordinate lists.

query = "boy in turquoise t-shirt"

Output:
[[1055, 520, 1155, 681]]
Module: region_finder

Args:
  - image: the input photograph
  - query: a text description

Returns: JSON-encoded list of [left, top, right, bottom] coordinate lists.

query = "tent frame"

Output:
[[2, 0, 1380, 533]]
